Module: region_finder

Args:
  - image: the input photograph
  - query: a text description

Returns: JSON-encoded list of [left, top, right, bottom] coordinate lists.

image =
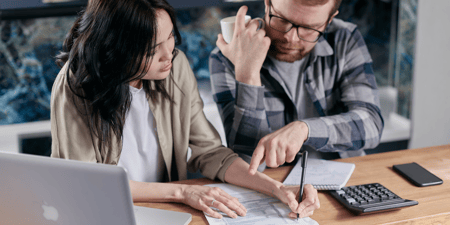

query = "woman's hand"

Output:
[[181, 185, 247, 219], [274, 184, 320, 218]]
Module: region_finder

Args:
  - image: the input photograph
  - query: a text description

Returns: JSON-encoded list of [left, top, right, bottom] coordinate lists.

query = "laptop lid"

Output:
[[0, 152, 191, 225]]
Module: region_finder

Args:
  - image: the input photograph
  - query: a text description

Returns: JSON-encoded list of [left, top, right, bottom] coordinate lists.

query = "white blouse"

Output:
[[117, 86, 165, 182]]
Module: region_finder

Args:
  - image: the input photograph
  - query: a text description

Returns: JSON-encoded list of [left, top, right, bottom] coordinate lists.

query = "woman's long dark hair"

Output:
[[56, 0, 181, 155]]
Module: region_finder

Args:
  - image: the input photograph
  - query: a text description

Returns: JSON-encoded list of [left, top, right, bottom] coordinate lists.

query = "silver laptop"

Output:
[[0, 152, 192, 225]]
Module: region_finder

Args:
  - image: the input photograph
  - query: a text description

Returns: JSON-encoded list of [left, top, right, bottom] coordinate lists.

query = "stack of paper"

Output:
[[283, 159, 355, 190]]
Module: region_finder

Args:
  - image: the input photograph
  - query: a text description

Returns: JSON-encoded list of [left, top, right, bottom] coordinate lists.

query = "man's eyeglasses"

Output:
[[268, 0, 325, 43]]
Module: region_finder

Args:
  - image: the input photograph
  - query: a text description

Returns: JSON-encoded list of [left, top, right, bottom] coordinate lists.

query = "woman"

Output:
[[50, 0, 319, 219]]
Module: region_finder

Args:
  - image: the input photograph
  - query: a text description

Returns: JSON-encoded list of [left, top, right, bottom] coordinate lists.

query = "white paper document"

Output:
[[283, 159, 355, 190], [204, 183, 319, 225]]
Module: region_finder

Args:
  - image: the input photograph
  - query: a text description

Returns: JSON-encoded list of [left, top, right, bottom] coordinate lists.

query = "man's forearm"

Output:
[[302, 107, 383, 151], [235, 69, 262, 86], [210, 48, 271, 150], [215, 82, 270, 150]]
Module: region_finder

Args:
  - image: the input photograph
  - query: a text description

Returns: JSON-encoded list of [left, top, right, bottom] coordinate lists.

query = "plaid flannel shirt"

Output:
[[209, 18, 384, 156]]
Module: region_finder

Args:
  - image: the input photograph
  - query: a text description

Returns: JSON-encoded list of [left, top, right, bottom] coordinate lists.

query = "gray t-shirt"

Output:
[[268, 55, 319, 120], [268, 55, 327, 159]]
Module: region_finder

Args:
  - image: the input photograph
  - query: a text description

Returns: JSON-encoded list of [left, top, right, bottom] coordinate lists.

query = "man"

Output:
[[209, 0, 384, 175]]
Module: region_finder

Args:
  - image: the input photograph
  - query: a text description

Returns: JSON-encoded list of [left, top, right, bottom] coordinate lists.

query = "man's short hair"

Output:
[[300, 0, 342, 17], [331, 0, 342, 16]]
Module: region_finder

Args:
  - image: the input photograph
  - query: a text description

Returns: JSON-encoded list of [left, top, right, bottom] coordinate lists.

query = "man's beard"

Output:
[[267, 43, 312, 63]]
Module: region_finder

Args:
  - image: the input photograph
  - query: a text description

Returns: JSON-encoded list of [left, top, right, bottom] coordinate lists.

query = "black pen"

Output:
[[297, 150, 308, 219]]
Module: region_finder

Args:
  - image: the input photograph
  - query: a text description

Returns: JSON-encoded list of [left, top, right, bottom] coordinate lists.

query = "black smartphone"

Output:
[[393, 162, 443, 187]]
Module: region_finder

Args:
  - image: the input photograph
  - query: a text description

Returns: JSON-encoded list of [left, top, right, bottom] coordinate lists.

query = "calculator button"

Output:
[[346, 198, 356, 204]]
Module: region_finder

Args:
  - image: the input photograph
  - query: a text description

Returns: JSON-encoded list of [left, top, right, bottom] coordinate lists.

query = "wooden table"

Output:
[[135, 145, 450, 225]]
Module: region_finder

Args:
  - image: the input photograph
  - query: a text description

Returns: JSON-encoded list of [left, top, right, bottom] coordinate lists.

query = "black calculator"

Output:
[[329, 183, 418, 215]]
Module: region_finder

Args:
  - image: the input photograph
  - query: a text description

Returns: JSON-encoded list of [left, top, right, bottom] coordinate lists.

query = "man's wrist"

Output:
[[235, 69, 261, 86], [296, 121, 309, 142], [301, 118, 328, 149]]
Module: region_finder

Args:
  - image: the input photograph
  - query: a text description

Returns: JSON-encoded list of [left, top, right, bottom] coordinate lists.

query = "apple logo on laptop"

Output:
[[42, 202, 59, 221]]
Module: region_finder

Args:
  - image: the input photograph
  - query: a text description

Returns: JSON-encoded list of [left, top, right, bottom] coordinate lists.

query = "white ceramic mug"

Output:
[[220, 15, 252, 44]]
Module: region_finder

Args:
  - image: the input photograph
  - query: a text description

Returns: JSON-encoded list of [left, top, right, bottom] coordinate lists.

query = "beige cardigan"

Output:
[[50, 51, 239, 182]]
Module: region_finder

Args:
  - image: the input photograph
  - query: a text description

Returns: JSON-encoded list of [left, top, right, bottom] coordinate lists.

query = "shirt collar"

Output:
[[312, 35, 334, 57]]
